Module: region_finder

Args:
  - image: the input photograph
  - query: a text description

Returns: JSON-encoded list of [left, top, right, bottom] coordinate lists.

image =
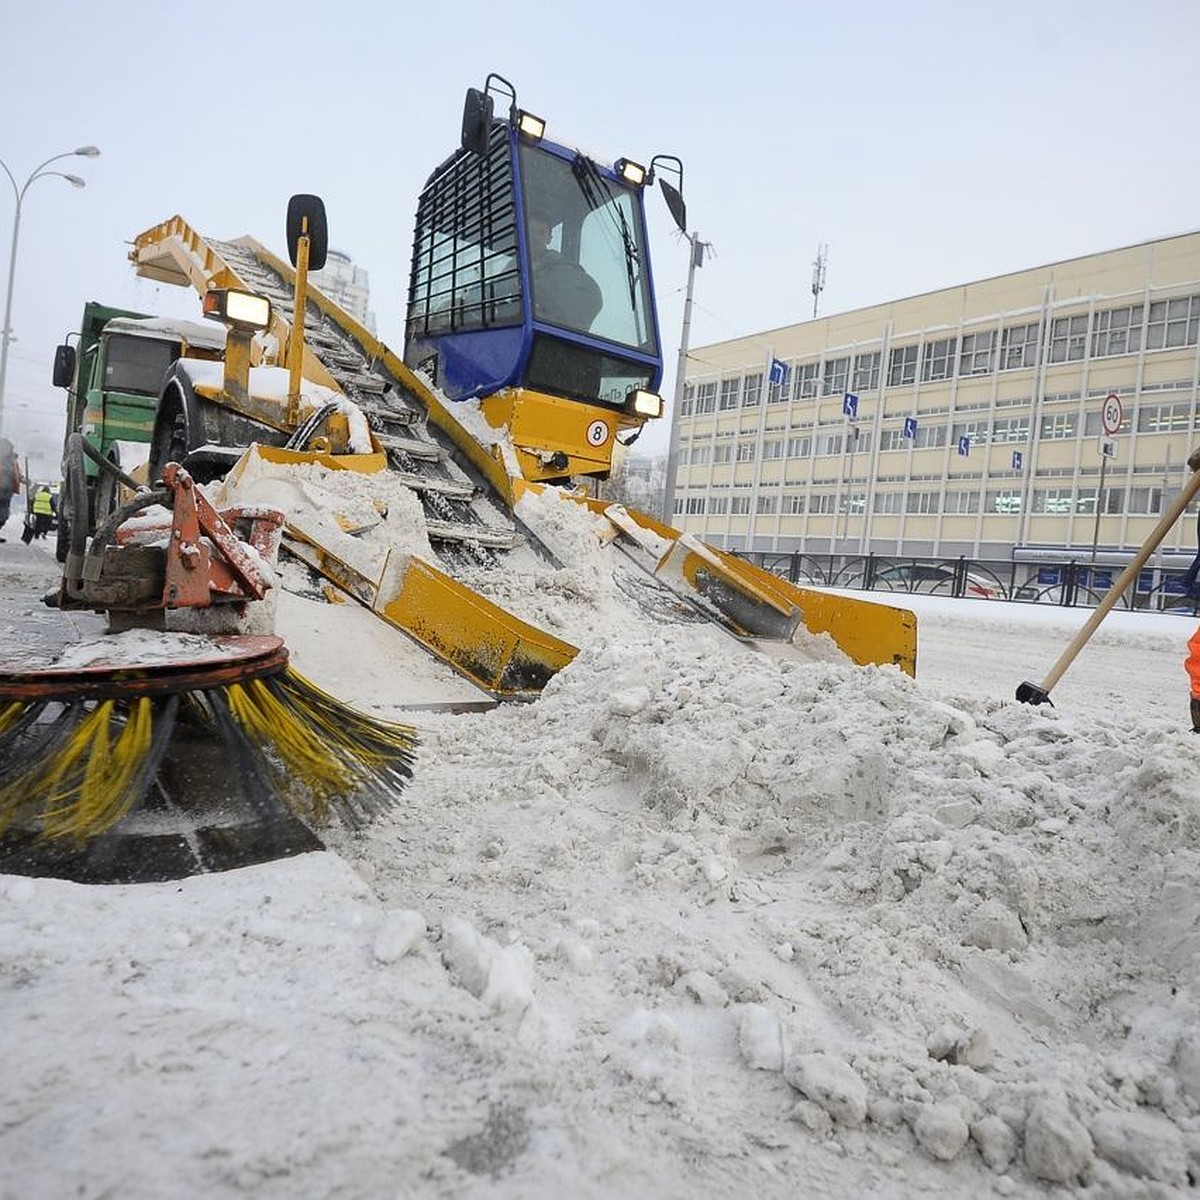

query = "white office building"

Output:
[[311, 249, 376, 334], [671, 231, 1200, 571]]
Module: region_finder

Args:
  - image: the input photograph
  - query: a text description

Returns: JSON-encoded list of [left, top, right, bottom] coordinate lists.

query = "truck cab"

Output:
[[53, 302, 226, 553]]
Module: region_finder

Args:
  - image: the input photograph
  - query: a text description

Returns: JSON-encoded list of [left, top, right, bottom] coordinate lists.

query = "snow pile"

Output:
[[4, 520, 1200, 1196], [320, 625, 1200, 1196]]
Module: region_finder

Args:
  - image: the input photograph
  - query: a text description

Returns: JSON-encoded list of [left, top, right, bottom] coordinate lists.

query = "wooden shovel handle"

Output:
[[1036, 450, 1200, 694]]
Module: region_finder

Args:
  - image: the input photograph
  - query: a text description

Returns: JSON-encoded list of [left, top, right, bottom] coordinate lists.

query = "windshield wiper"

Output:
[[571, 155, 639, 310]]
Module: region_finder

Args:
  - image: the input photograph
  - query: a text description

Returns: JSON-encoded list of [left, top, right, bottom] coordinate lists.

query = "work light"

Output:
[[515, 110, 546, 142], [203, 289, 272, 332], [615, 158, 646, 187], [629, 389, 662, 418]]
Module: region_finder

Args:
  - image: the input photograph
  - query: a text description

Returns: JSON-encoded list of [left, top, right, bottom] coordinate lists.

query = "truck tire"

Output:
[[59, 434, 89, 565], [148, 383, 189, 486]]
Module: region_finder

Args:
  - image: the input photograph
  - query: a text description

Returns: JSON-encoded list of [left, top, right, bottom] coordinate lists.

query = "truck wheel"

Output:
[[149, 389, 188, 484], [59, 434, 89, 565]]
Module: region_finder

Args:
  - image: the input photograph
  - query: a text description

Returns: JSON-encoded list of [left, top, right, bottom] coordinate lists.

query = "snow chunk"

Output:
[[737, 1004, 787, 1072], [912, 1103, 970, 1162], [1023, 1097, 1093, 1182], [970, 1114, 1019, 1172], [1090, 1109, 1188, 1185], [783, 1053, 868, 1127], [372, 909, 426, 964], [439, 918, 535, 1035]]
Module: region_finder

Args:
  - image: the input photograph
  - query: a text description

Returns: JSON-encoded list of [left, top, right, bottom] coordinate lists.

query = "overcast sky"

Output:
[[2, 0, 1197, 469]]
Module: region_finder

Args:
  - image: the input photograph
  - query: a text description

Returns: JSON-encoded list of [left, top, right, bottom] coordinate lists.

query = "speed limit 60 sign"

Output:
[[1101, 393, 1123, 436]]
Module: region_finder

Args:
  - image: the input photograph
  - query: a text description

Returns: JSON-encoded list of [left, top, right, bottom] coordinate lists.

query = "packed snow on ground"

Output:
[[2, 504, 1200, 1199]]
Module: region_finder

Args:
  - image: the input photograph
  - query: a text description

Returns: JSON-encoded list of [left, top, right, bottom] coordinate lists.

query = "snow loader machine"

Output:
[[122, 73, 916, 704]]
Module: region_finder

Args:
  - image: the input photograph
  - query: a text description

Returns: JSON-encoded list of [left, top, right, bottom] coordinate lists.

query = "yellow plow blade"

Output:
[[517, 482, 917, 677]]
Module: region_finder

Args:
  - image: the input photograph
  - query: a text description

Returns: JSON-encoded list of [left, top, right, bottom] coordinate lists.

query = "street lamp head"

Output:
[[74, 146, 101, 158], [63, 174, 86, 189]]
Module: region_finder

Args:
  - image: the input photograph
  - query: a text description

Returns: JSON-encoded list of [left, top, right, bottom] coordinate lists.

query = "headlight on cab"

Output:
[[629, 388, 663, 418]]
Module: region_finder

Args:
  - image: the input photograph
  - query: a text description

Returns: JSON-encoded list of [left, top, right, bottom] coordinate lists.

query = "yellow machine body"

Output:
[[131, 214, 918, 699]]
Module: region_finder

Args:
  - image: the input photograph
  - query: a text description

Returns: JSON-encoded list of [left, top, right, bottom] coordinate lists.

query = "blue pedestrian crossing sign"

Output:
[[903, 416, 917, 439], [957, 435, 971, 457], [842, 392, 858, 418], [1011, 450, 1023, 471]]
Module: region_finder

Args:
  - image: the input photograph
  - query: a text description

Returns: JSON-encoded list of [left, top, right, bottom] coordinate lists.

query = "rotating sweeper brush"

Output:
[[0, 436, 416, 883]]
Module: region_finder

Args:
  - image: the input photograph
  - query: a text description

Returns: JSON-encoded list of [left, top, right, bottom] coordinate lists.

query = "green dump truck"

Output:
[[52, 301, 226, 558]]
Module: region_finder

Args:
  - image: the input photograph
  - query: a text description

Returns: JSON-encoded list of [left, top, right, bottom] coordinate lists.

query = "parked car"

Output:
[[873, 563, 1000, 600], [1013, 582, 1103, 607]]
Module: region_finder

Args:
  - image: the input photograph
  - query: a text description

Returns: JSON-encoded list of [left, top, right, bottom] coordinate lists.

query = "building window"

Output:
[[719, 378, 741, 410], [1136, 402, 1191, 433], [787, 434, 812, 457], [1000, 321, 1040, 370], [985, 490, 1023, 514], [742, 373, 763, 407], [814, 430, 844, 456], [1032, 488, 1074, 514], [873, 492, 904, 514], [914, 423, 948, 450], [782, 493, 806, 514], [708, 496, 729, 515], [691, 444, 711, 465], [810, 494, 838, 514], [1146, 294, 1200, 350], [1091, 305, 1144, 358], [768, 370, 790, 404], [851, 351, 881, 392], [681, 383, 694, 417], [905, 490, 941, 514], [685, 495, 706, 514], [1076, 487, 1124, 515], [921, 336, 958, 382], [959, 330, 995, 376], [1127, 486, 1163, 515], [888, 344, 919, 387], [756, 494, 779, 515], [944, 490, 981, 514], [1039, 413, 1078, 439], [879, 428, 907, 451], [822, 356, 850, 397], [712, 443, 733, 464], [991, 416, 1030, 443], [695, 381, 717, 414], [794, 361, 820, 398], [736, 441, 756, 462], [730, 495, 751, 515], [761, 439, 784, 460], [1049, 313, 1089, 363], [952, 419, 990, 446]]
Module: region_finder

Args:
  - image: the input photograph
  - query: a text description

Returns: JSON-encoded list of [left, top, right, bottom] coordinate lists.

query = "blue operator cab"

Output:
[[404, 73, 686, 483]]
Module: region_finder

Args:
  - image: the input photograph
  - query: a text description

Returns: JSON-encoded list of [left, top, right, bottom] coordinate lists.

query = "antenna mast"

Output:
[[811, 243, 827, 318]]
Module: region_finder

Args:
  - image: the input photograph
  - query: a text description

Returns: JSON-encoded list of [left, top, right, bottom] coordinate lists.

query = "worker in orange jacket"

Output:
[[1188, 624, 1200, 731]]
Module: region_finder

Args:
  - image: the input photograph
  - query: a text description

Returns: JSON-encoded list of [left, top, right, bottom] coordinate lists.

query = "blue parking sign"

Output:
[[842, 392, 858, 418], [1011, 450, 1023, 470], [903, 416, 917, 439], [957, 435, 970, 457]]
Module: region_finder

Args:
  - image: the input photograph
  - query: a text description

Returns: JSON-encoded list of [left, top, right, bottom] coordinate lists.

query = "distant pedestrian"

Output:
[[31, 483, 56, 540], [0, 438, 22, 542]]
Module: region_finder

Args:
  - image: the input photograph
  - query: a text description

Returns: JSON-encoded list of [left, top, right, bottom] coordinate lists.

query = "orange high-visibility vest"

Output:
[[1187, 623, 1200, 700]]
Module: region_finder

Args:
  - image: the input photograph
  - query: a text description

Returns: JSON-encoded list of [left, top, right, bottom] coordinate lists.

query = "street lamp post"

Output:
[[0, 145, 100, 439], [661, 231, 708, 524]]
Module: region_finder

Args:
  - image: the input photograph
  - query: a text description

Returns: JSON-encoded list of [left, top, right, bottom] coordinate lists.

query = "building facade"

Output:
[[311, 249, 376, 334], [672, 231, 1200, 566]]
